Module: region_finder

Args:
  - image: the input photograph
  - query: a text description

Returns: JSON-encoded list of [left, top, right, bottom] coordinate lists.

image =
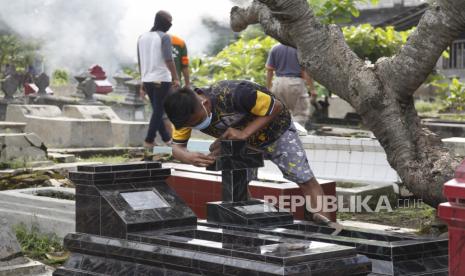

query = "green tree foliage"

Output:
[[51, 69, 69, 86], [190, 25, 411, 89], [343, 24, 412, 63], [0, 35, 39, 77], [431, 76, 465, 112], [308, 0, 379, 24], [191, 36, 277, 86]]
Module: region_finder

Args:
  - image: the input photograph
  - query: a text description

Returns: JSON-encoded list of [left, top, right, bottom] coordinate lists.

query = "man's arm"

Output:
[[161, 34, 180, 88], [182, 66, 190, 87], [221, 99, 283, 140], [266, 68, 274, 91], [302, 70, 317, 98], [165, 60, 180, 88], [181, 41, 190, 87], [172, 143, 215, 167], [137, 40, 145, 99]]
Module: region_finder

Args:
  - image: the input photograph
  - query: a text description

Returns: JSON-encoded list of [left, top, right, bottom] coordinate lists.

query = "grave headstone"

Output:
[[1, 76, 18, 101], [113, 72, 133, 95], [206, 140, 294, 226], [88, 65, 112, 94], [34, 73, 52, 95], [0, 221, 22, 261], [124, 79, 144, 104], [80, 78, 97, 102], [115, 78, 146, 121], [69, 162, 196, 237], [74, 72, 91, 98]]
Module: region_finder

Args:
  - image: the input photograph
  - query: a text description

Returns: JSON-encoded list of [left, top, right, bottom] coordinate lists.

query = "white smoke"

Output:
[[0, 0, 237, 75]]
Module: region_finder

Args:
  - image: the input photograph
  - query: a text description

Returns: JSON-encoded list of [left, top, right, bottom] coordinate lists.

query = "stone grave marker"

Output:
[[69, 161, 196, 238], [124, 79, 144, 104], [34, 73, 52, 95], [113, 72, 133, 95], [0, 220, 22, 262], [80, 78, 97, 102], [1, 76, 18, 101], [206, 140, 294, 226]]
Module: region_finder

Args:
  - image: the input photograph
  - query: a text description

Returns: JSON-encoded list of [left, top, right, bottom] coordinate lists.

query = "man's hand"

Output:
[[209, 139, 221, 157], [188, 152, 215, 167], [172, 79, 180, 89], [139, 86, 146, 100], [221, 128, 249, 140]]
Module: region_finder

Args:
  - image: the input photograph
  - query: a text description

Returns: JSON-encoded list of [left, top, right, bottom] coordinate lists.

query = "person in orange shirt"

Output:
[[163, 34, 191, 138]]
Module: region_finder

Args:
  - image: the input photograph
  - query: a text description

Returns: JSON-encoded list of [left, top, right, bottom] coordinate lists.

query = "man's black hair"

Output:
[[151, 11, 172, 32], [164, 87, 200, 129]]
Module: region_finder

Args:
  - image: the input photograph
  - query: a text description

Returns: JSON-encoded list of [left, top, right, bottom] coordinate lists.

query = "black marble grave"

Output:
[[206, 140, 294, 226], [56, 161, 372, 275], [201, 219, 449, 275]]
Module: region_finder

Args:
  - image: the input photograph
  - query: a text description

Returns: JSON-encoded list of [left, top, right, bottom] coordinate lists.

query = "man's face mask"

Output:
[[192, 101, 212, 130]]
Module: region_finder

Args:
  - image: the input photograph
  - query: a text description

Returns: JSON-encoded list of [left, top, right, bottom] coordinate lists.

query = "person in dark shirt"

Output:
[[164, 80, 333, 224], [266, 43, 317, 126]]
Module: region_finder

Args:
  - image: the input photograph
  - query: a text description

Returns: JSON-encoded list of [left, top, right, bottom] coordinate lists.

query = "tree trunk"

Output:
[[231, 0, 465, 207]]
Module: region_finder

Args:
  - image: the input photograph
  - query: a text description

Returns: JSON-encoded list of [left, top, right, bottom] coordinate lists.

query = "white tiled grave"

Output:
[[155, 135, 465, 189]]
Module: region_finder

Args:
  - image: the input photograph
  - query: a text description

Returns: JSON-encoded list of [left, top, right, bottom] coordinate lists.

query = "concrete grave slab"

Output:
[[0, 187, 75, 238], [62, 105, 147, 147], [0, 133, 47, 163], [6, 104, 112, 148]]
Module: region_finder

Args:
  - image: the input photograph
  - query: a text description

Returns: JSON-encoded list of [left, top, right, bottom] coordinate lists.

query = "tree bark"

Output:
[[231, 0, 465, 207]]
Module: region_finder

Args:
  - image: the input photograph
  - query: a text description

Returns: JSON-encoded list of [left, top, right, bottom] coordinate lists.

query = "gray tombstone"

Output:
[[1, 76, 19, 101], [124, 79, 144, 104], [113, 72, 133, 95], [0, 220, 23, 262], [74, 72, 90, 84], [74, 72, 92, 96], [81, 78, 97, 102], [35, 73, 50, 95]]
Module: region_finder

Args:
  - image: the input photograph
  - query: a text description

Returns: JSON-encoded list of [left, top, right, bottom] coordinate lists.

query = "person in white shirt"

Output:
[[138, 10, 179, 147]]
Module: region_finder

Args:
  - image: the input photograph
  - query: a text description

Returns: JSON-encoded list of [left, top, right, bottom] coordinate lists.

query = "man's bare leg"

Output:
[[299, 177, 330, 219], [299, 177, 343, 235]]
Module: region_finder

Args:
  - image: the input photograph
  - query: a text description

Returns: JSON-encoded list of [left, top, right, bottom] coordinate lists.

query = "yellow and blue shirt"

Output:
[[172, 80, 292, 148]]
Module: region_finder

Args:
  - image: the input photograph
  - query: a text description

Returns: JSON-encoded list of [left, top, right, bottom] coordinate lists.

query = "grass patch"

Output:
[[337, 200, 437, 234], [0, 158, 31, 170], [0, 170, 64, 191], [14, 224, 68, 267], [415, 100, 444, 114], [35, 190, 75, 200], [438, 113, 465, 121]]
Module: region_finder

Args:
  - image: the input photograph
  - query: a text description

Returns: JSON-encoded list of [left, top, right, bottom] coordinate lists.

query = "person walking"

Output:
[[138, 10, 179, 147], [266, 43, 317, 127]]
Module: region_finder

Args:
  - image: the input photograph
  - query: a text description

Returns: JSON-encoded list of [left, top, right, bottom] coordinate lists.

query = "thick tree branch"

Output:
[[231, 1, 294, 46], [377, 0, 465, 99]]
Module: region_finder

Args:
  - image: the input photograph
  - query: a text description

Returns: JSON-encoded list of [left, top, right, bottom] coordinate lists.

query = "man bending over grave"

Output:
[[164, 80, 334, 225]]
